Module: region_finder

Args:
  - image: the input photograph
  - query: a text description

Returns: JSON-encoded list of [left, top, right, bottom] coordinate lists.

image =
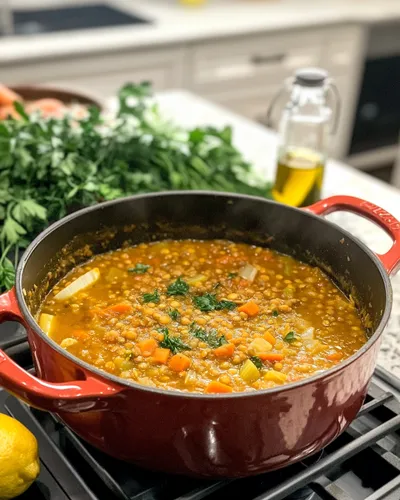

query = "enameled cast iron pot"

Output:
[[0, 192, 400, 478]]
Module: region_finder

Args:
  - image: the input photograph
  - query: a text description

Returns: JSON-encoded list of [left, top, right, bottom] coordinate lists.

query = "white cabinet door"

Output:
[[1, 46, 185, 97], [185, 29, 324, 94]]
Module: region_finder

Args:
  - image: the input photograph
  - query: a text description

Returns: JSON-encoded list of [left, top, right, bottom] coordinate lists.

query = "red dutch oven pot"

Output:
[[0, 192, 400, 478]]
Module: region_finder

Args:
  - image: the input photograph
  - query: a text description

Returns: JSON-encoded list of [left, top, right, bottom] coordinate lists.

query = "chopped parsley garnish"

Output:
[[167, 277, 189, 296], [192, 293, 236, 312], [168, 308, 181, 321], [128, 263, 150, 274], [213, 282, 221, 290], [142, 289, 160, 303], [158, 327, 191, 354], [190, 323, 227, 348], [250, 356, 263, 370], [284, 331, 296, 343], [228, 272, 238, 279], [272, 310, 279, 317]]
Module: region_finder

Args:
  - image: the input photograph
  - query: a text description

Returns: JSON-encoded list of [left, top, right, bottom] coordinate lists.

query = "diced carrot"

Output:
[[138, 338, 158, 357], [72, 329, 89, 340], [263, 331, 276, 345], [258, 352, 285, 362], [168, 353, 191, 372], [214, 343, 235, 358], [326, 352, 343, 361], [105, 303, 133, 315], [0, 84, 21, 106], [238, 301, 259, 317], [205, 381, 233, 394], [152, 347, 170, 364], [88, 307, 107, 317]]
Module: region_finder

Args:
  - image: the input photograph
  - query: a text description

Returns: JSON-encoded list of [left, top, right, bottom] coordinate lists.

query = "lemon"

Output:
[[0, 413, 40, 499]]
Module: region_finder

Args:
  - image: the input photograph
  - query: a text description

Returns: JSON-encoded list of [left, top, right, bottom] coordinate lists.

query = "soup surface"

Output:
[[38, 239, 367, 393]]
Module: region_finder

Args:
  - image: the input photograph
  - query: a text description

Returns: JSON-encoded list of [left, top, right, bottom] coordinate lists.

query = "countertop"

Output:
[[155, 89, 400, 378], [2, 0, 400, 64]]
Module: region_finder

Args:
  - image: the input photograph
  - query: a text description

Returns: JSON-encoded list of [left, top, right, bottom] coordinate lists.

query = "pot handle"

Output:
[[0, 288, 122, 412], [306, 195, 400, 276]]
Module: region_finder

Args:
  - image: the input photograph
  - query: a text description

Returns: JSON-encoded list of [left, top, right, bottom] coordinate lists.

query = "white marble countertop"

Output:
[[156, 89, 400, 377], [2, 0, 400, 64]]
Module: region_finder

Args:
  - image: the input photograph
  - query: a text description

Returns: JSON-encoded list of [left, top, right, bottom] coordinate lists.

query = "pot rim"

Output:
[[16, 191, 393, 400]]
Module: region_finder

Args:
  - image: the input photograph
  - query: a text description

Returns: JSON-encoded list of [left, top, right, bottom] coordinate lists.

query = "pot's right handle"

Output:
[[306, 195, 400, 276], [0, 288, 123, 412]]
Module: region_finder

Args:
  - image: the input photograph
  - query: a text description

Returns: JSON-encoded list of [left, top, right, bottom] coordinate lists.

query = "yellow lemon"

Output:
[[0, 413, 40, 499]]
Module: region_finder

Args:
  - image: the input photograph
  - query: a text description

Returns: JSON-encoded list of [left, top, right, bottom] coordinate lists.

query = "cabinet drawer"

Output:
[[1, 47, 185, 96], [187, 30, 323, 93]]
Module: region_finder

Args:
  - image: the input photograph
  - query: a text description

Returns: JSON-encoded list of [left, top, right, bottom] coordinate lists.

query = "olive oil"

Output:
[[272, 148, 324, 207], [267, 68, 340, 208]]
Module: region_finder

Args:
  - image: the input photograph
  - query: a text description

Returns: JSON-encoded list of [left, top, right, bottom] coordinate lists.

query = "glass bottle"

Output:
[[267, 68, 340, 207]]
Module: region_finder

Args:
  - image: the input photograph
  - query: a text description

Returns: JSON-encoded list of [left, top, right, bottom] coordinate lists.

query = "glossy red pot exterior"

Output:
[[0, 193, 399, 478]]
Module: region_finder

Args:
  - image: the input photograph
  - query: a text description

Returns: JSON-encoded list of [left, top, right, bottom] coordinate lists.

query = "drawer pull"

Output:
[[251, 54, 285, 65]]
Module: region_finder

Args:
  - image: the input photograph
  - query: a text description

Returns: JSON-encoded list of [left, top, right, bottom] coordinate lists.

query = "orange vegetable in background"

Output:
[[105, 303, 133, 315], [258, 352, 285, 362], [0, 84, 21, 106]]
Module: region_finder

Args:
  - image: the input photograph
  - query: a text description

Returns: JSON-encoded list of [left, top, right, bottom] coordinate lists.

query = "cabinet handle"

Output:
[[251, 54, 285, 65]]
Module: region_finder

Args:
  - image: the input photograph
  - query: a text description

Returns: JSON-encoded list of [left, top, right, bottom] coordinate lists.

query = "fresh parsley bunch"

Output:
[[0, 82, 271, 292]]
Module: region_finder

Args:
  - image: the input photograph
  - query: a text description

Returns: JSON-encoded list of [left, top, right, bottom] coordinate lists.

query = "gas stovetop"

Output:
[[1, 322, 400, 500]]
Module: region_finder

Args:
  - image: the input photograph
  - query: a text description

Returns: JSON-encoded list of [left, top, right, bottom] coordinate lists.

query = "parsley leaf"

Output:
[[128, 263, 150, 274], [250, 356, 263, 370], [284, 331, 296, 343], [228, 272, 238, 279], [192, 293, 236, 312], [190, 323, 227, 348], [142, 289, 160, 303], [158, 327, 191, 354], [168, 308, 181, 321], [272, 310, 279, 317], [167, 277, 189, 296]]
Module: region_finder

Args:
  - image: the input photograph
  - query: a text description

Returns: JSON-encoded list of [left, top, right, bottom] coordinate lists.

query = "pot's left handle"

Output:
[[0, 288, 123, 413]]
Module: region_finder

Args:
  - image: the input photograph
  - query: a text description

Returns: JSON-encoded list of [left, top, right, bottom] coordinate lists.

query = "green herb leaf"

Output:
[[228, 272, 238, 279], [142, 289, 160, 303], [272, 310, 279, 317], [158, 327, 191, 354], [167, 277, 189, 296], [190, 323, 227, 348], [128, 263, 150, 274], [168, 308, 180, 321], [249, 356, 263, 370], [192, 293, 236, 312], [284, 331, 296, 343]]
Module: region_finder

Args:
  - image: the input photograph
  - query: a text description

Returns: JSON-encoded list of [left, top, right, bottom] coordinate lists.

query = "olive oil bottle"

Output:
[[267, 68, 340, 207]]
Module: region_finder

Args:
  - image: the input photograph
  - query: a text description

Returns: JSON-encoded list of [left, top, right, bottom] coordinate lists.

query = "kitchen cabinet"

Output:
[[0, 46, 186, 97]]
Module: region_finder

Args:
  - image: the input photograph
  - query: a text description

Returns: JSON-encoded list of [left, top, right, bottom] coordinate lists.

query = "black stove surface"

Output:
[[6, 3, 151, 37], [1, 323, 400, 500]]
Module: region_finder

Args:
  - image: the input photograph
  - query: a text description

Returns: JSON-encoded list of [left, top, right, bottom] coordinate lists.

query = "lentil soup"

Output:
[[38, 240, 367, 393]]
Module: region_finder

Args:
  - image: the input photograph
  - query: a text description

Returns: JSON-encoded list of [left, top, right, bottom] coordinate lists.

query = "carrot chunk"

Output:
[[263, 331, 276, 345], [258, 352, 284, 362], [153, 347, 170, 364], [105, 303, 133, 315], [138, 338, 157, 357], [238, 301, 259, 317], [326, 352, 343, 361], [205, 381, 233, 394], [214, 343, 235, 358], [168, 353, 191, 372], [72, 329, 89, 340]]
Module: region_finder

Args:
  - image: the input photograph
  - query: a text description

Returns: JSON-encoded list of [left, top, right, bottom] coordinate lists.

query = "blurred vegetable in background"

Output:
[[0, 82, 271, 292]]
